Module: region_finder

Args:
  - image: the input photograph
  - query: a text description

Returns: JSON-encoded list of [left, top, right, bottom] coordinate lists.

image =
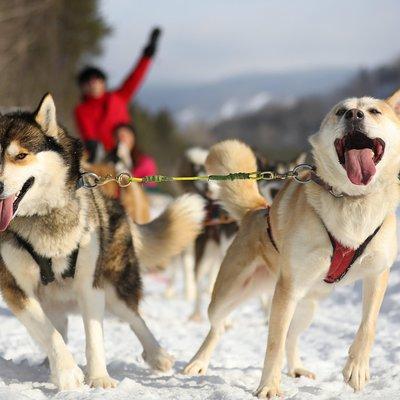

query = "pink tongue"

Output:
[[0, 195, 15, 231], [344, 149, 375, 185]]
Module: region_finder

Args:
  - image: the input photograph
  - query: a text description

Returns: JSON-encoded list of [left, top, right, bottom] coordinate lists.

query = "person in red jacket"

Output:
[[107, 123, 158, 188], [75, 27, 162, 162]]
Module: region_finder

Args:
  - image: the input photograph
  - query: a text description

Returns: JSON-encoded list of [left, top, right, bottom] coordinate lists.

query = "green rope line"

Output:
[[130, 172, 262, 184], [79, 164, 316, 189]]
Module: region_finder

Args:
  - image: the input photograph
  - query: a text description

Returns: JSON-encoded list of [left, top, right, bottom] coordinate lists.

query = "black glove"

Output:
[[143, 27, 162, 58]]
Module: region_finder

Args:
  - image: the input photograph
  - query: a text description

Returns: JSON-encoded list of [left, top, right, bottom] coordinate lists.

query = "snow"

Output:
[[0, 206, 399, 399]]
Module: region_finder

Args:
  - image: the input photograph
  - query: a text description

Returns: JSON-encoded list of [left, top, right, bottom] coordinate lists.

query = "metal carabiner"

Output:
[[77, 172, 100, 189], [116, 172, 132, 187], [292, 164, 315, 184], [260, 171, 276, 180]]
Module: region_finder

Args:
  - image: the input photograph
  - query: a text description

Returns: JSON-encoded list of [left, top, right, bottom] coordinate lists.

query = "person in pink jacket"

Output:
[[108, 123, 157, 187]]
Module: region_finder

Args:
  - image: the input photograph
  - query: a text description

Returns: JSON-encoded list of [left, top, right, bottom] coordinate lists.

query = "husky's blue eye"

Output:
[[16, 153, 28, 160]]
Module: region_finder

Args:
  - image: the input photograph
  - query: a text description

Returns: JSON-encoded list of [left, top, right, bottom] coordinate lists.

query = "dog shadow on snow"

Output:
[[108, 359, 227, 391], [0, 356, 56, 395], [0, 357, 228, 395]]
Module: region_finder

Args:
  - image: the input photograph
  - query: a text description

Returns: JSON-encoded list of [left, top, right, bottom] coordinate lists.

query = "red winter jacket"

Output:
[[75, 56, 152, 151]]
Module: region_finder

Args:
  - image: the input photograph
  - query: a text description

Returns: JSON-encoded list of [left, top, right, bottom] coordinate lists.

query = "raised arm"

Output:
[[115, 27, 162, 102]]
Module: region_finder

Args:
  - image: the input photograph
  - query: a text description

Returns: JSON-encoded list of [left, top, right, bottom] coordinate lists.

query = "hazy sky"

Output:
[[99, 0, 400, 86]]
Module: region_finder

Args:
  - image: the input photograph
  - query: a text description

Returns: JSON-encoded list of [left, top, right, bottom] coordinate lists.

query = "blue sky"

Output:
[[99, 0, 400, 86]]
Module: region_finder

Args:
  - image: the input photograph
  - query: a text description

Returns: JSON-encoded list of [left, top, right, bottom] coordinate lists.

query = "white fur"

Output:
[[172, 194, 205, 225], [2, 149, 71, 216], [185, 147, 209, 166]]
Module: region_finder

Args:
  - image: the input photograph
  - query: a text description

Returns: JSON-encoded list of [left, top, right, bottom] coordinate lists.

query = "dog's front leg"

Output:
[[14, 296, 84, 389], [74, 232, 117, 389], [343, 268, 389, 391], [0, 246, 83, 390], [76, 283, 117, 389], [255, 276, 298, 398]]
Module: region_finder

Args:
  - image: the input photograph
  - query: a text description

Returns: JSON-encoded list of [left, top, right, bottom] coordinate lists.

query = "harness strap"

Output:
[[324, 224, 381, 284], [265, 207, 279, 252], [13, 233, 79, 285], [62, 247, 79, 279], [203, 200, 237, 227], [264, 209, 381, 283]]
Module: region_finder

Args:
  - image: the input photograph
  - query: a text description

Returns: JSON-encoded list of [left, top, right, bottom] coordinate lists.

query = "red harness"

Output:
[[266, 208, 381, 284], [324, 225, 381, 283]]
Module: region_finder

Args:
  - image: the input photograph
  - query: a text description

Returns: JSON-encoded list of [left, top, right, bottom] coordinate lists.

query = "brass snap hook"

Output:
[[116, 172, 132, 187]]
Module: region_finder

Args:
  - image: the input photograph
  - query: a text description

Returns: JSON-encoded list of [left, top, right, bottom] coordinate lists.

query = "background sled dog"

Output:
[[184, 90, 400, 398], [0, 94, 205, 390], [169, 147, 238, 320]]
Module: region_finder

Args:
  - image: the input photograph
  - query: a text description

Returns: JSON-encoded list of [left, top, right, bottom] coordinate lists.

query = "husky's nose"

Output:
[[0, 182, 4, 195], [345, 108, 364, 121]]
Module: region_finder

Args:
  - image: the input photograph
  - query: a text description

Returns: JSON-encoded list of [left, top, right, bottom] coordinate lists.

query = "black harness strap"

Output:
[[62, 247, 79, 280], [13, 233, 79, 285], [265, 207, 279, 253]]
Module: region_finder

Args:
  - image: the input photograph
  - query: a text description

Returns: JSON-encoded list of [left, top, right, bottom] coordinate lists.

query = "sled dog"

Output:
[[0, 94, 205, 390], [184, 91, 400, 398]]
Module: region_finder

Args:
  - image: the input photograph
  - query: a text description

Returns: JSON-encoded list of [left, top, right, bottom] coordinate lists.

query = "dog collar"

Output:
[[309, 172, 348, 198]]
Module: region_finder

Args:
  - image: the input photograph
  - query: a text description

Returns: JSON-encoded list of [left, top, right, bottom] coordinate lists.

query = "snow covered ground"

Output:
[[0, 209, 399, 399]]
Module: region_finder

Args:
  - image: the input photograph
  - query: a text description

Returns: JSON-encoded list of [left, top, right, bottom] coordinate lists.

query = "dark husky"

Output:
[[0, 94, 205, 390]]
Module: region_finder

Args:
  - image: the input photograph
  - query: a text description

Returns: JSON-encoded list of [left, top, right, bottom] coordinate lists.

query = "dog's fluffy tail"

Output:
[[206, 140, 267, 221], [132, 194, 205, 270]]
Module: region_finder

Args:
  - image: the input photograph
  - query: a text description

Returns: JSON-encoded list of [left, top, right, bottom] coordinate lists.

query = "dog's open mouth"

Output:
[[334, 130, 385, 186], [0, 177, 34, 232]]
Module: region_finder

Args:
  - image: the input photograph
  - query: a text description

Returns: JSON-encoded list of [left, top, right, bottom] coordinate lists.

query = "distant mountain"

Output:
[[212, 57, 400, 159], [136, 68, 354, 126]]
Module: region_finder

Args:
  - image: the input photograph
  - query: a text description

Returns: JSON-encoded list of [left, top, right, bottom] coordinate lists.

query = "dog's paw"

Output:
[[87, 375, 118, 389], [288, 367, 316, 380], [183, 359, 208, 375], [143, 348, 174, 372], [343, 355, 370, 391], [52, 365, 84, 390], [254, 382, 282, 398]]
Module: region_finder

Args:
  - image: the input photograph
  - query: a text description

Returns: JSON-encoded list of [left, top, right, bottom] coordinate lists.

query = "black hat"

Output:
[[77, 66, 107, 86]]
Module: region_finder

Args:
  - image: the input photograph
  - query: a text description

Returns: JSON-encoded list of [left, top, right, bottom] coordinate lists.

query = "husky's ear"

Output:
[[34, 93, 58, 137], [386, 88, 400, 116], [308, 132, 318, 148]]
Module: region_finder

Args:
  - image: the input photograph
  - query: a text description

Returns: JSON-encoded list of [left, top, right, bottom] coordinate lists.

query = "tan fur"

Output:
[[0, 255, 27, 312], [120, 183, 150, 224], [205, 140, 267, 220], [185, 95, 400, 398], [83, 161, 151, 224], [386, 88, 400, 115]]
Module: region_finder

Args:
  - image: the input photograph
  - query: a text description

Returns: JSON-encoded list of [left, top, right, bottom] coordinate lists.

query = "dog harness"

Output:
[[204, 200, 236, 227], [323, 224, 381, 283], [265, 208, 381, 284], [13, 233, 79, 285]]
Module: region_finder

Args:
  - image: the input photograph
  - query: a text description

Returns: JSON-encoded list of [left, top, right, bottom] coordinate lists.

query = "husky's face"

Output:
[[0, 94, 82, 231], [310, 93, 400, 195]]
